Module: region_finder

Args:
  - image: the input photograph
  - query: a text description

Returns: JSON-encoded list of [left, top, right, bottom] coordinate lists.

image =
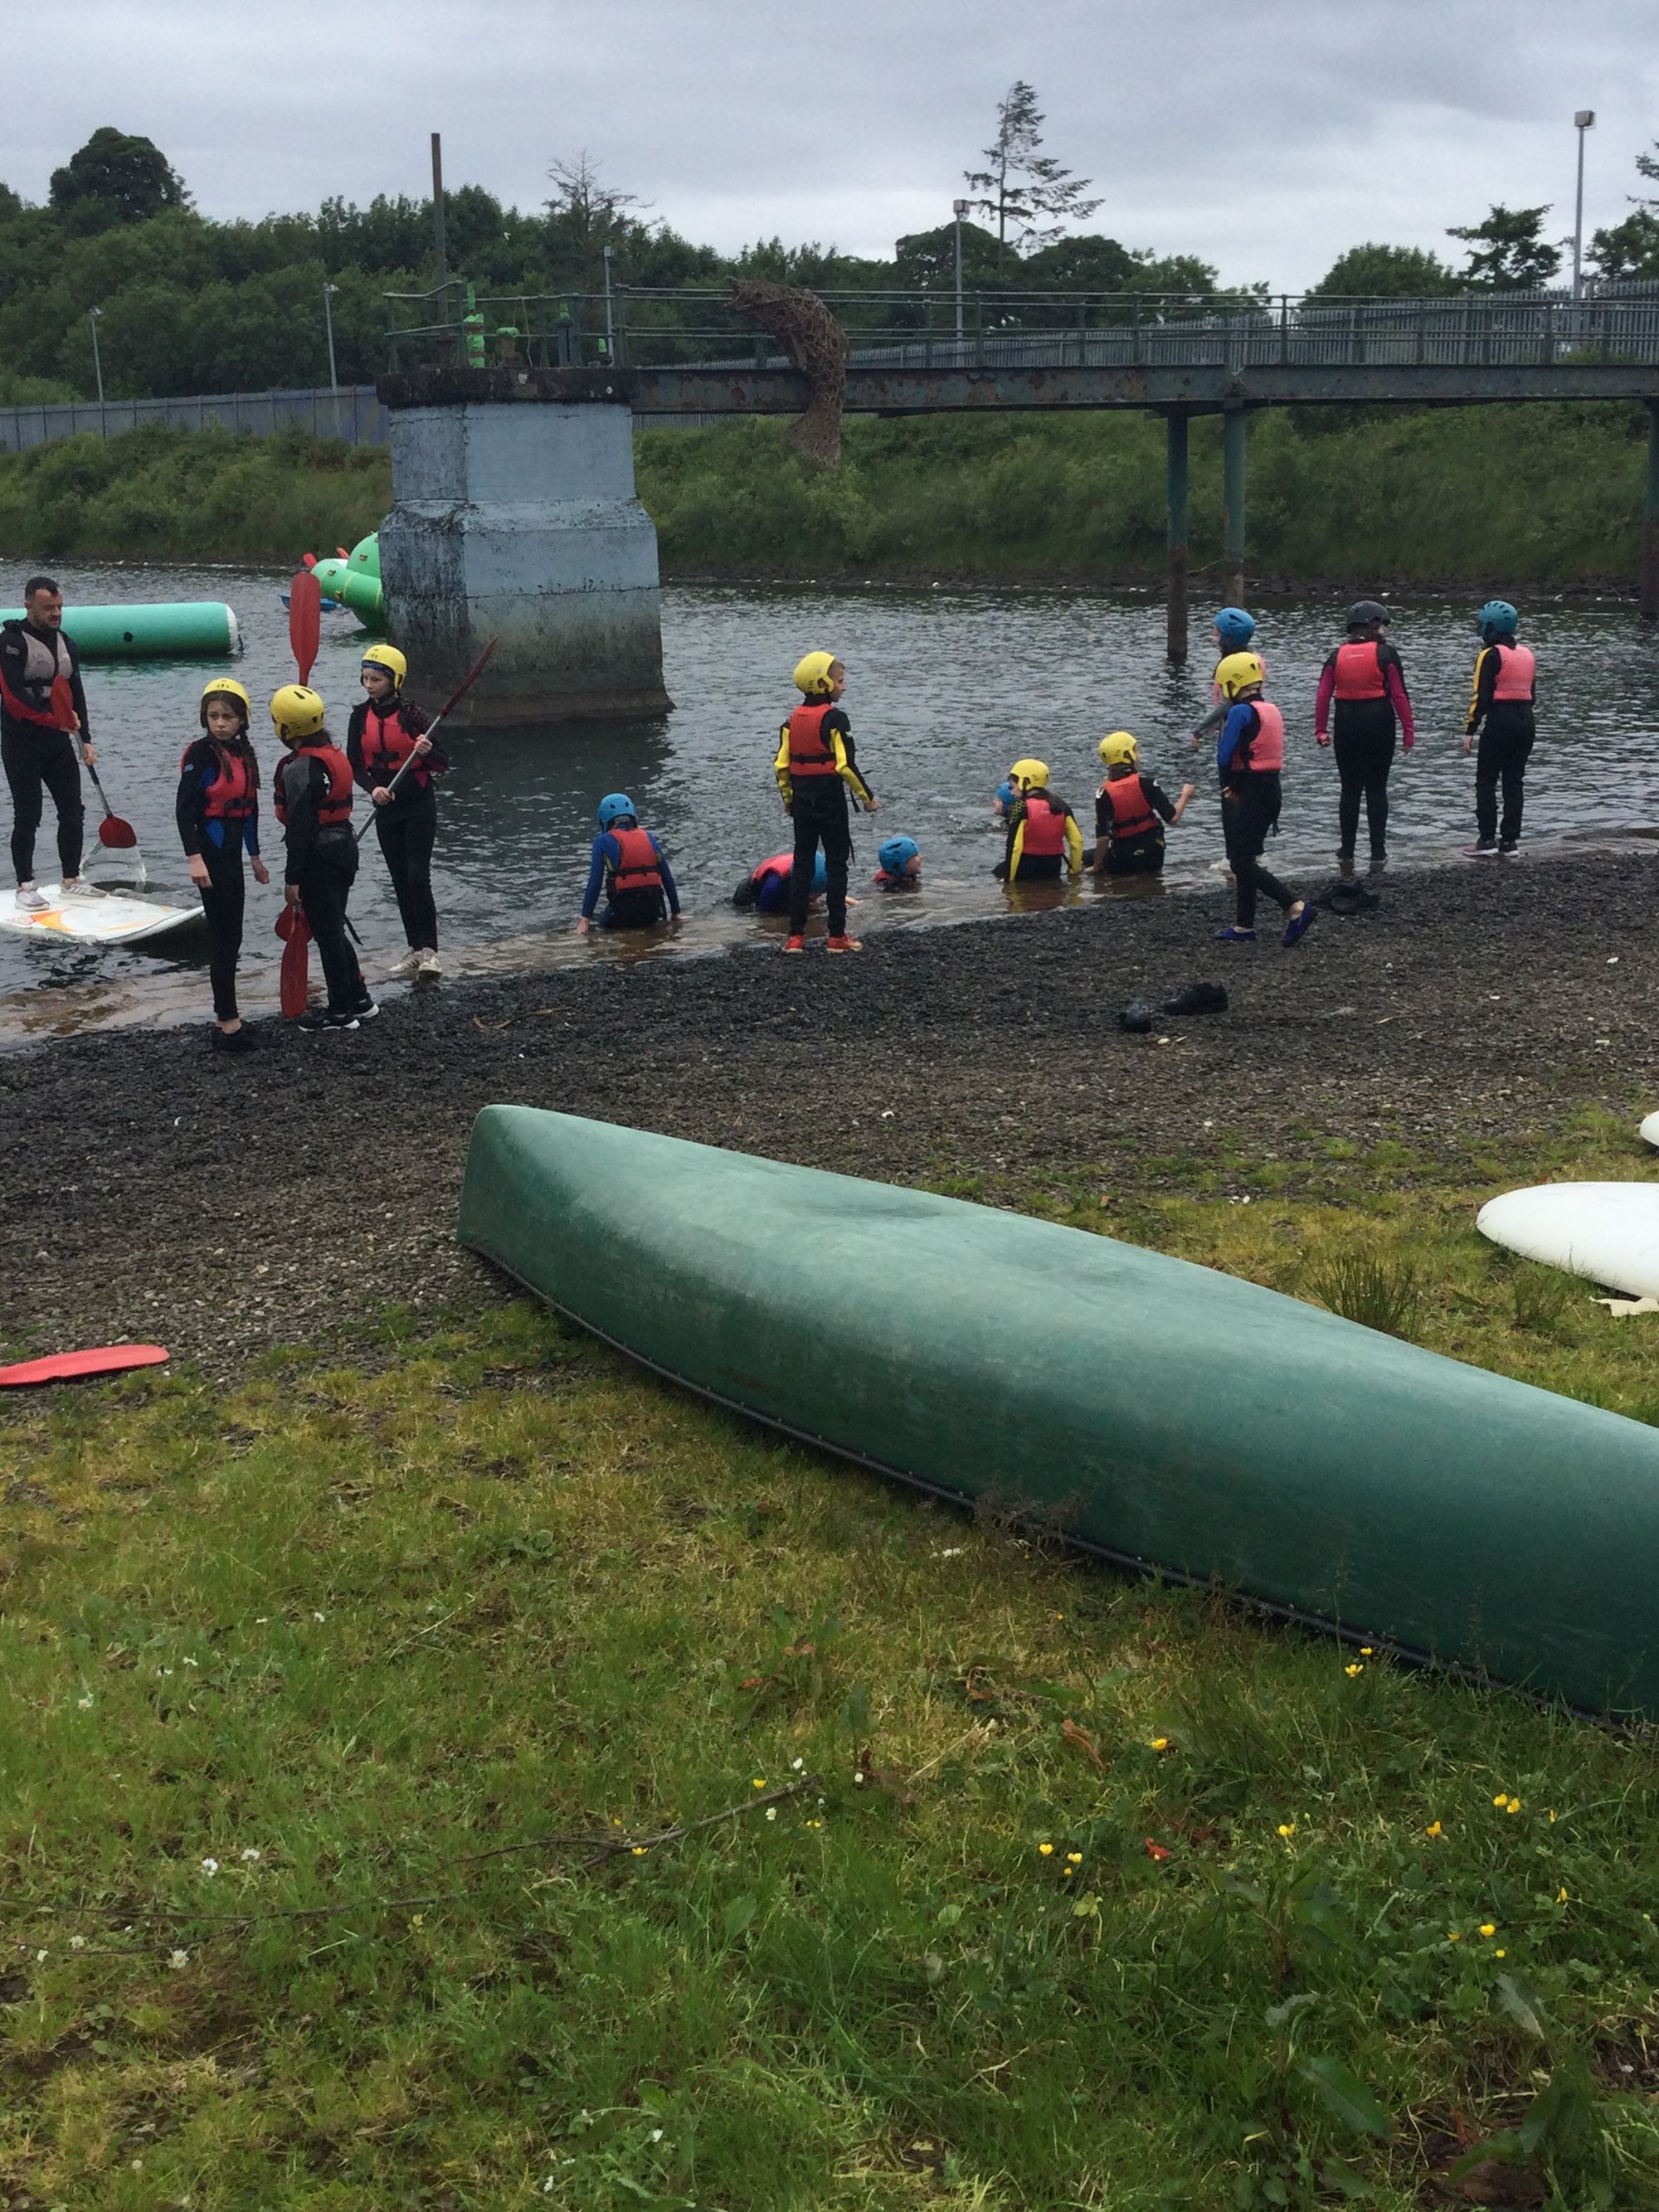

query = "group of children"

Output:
[[1, 574, 1543, 1038]]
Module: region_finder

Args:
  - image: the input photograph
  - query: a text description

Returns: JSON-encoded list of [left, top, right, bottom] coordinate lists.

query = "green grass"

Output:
[[3, 1120, 1659, 2210]]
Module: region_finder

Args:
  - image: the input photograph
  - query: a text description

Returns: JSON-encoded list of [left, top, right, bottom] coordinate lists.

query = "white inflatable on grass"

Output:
[[1477, 1184, 1659, 1300], [1639, 1112, 1659, 1150]]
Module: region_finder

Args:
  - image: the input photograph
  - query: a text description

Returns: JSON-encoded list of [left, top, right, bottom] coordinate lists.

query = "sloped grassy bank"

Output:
[[0, 401, 1649, 587]]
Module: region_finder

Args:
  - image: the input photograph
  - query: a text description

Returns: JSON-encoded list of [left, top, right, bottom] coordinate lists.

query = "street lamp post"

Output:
[[323, 283, 340, 392], [88, 307, 104, 406], [952, 198, 968, 343], [1573, 109, 1596, 300], [602, 244, 615, 362]]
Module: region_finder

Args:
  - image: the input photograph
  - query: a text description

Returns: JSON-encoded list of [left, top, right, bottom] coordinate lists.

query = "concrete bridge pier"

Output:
[[1164, 412, 1190, 664], [1643, 402, 1659, 625], [1222, 406, 1248, 610], [377, 368, 673, 726]]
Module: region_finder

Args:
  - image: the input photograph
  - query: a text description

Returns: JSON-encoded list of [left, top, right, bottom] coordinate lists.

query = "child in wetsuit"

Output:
[[995, 759, 1083, 882], [773, 650, 878, 953], [1212, 655, 1315, 949], [578, 792, 681, 933], [1315, 599, 1415, 876], [1092, 731, 1194, 877], [873, 835, 922, 889], [346, 643, 448, 980], [177, 678, 269, 1052], [1462, 599, 1536, 858], [733, 850, 826, 915], [270, 683, 375, 1033]]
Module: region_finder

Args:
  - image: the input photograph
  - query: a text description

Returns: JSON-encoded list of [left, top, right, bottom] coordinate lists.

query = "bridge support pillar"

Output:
[[1222, 406, 1248, 606], [1642, 402, 1659, 625], [1164, 413, 1189, 664], [378, 382, 672, 725]]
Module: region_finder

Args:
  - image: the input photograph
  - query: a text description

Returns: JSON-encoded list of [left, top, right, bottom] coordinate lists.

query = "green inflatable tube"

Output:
[[457, 1107, 1659, 1718], [0, 601, 239, 660]]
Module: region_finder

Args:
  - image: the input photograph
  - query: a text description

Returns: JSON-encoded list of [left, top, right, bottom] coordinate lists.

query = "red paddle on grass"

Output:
[[50, 674, 142, 880], [353, 637, 498, 842], [0, 1344, 169, 1388], [275, 571, 325, 1014]]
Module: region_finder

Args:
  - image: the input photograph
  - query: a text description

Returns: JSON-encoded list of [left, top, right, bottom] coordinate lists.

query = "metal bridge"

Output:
[[380, 282, 1659, 647]]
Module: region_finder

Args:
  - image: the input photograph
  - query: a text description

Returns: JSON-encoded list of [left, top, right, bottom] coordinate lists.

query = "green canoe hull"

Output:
[[457, 1107, 1659, 1716]]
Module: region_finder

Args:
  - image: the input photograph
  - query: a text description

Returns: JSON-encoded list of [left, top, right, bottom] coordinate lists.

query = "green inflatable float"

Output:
[[458, 1107, 1659, 1719], [0, 601, 239, 659], [307, 533, 383, 626]]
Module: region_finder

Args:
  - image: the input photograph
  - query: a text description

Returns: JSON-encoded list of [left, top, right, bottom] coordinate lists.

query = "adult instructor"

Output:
[[0, 575, 103, 910]]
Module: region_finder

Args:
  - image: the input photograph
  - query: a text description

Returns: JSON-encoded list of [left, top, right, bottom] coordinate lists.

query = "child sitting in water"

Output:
[[873, 835, 922, 889], [995, 760, 1083, 882], [1091, 732, 1194, 878], [733, 849, 827, 914], [577, 792, 682, 933]]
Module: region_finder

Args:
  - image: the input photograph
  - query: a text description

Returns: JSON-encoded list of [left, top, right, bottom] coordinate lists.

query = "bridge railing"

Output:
[[382, 283, 1659, 377]]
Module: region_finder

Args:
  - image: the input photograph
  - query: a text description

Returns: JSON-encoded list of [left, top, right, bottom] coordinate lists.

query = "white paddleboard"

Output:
[[0, 884, 202, 945], [1640, 1112, 1659, 1150], [1477, 1182, 1659, 1300]]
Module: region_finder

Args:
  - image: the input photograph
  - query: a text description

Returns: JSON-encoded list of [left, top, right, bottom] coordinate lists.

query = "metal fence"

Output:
[[0, 386, 390, 455]]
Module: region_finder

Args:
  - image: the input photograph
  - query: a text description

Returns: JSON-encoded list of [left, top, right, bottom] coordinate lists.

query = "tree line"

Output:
[[2, 109, 1656, 406]]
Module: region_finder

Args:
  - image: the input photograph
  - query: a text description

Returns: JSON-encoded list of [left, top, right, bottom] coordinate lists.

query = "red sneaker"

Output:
[[781, 935, 805, 954], [825, 934, 864, 953]]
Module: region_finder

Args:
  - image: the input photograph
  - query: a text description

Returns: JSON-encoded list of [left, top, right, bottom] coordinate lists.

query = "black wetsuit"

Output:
[[177, 736, 261, 1023], [279, 751, 366, 1017], [1093, 773, 1177, 876], [1467, 643, 1536, 849], [345, 698, 446, 951], [772, 706, 874, 936], [0, 619, 90, 882]]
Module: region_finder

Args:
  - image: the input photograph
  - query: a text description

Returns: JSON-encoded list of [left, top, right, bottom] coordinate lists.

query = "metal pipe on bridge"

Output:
[[1644, 401, 1659, 625], [1165, 413, 1189, 664]]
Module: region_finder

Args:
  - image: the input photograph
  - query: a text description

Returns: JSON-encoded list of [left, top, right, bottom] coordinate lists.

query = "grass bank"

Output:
[[3, 1119, 1658, 2210], [0, 402, 1650, 587]]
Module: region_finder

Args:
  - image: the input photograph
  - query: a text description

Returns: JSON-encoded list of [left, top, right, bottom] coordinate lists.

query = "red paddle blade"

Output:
[[289, 569, 322, 684], [98, 816, 139, 848], [0, 1344, 169, 1388], [49, 673, 76, 732], [278, 908, 312, 1016]]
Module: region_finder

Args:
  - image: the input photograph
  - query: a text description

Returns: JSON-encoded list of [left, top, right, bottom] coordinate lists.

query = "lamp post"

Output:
[[1573, 109, 1596, 300], [88, 307, 104, 406], [322, 283, 340, 392], [602, 243, 615, 362], [952, 198, 968, 343]]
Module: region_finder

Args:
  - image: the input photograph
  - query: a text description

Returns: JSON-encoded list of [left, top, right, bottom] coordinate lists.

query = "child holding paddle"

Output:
[[270, 683, 375, 1033], [177, 678, 269, 1052], [346, 643, 448, 979]]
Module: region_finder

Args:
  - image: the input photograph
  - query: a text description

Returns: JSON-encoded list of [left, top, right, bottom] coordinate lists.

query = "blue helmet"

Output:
[[995, 778, 1016, 809], [1213, 605, 1255, 649], [1477, 599, 1519, 642], [878, 835, 920, 879], [596, 791, 637, 830], [810, 855, 828, 896]]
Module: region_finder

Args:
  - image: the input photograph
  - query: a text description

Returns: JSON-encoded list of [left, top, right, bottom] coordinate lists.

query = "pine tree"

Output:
[[964, 83, 1101, 275]]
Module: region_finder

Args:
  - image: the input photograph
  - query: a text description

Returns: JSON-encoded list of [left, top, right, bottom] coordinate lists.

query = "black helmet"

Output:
[[1345, 599, 1389, 632]]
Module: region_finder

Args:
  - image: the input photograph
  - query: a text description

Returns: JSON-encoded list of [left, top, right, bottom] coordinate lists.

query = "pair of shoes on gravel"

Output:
[[781, 934, 863, 954], [1117, 1000, 1155, 1033], [211, 1023, 258, 1053], [298, 1008, 360, 1033]]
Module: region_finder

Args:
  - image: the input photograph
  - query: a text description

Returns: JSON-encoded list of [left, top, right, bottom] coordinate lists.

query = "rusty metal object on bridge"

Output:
[[725, 280, 850, 467]]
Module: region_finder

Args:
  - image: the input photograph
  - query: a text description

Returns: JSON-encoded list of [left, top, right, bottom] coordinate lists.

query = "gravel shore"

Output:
[[2, 851, 1656, 1382]]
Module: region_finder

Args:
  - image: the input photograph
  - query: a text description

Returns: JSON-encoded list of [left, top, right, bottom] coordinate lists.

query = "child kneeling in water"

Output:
[[578, 793, 681, 932], [1092, 732, 1194, 877], [873, 835, 921, 889], [1212, 655, 1315, 948], [733, 849, 826, 915]]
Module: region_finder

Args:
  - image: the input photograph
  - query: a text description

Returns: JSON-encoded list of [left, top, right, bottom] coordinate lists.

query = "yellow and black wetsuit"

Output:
[[1000, 790, 1084, 882], [773, 702, 875, 935]]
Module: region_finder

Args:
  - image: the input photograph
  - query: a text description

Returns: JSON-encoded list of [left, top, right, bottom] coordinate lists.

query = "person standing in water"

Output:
[[1315, 599, 1414, 877], [177, 678, 269, 1052], [0, 575, 104, 909], [1462, 600, 1535, 858], [773, 651, 878, 954]]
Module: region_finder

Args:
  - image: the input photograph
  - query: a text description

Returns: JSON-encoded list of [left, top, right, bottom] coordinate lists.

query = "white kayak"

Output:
[[1640, 1112, 1659, 1150], [1477, 1182, 1659, 1300], [0, 884, 202, 945]]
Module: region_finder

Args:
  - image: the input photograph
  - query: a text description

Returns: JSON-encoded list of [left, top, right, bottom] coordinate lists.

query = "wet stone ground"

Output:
[[2, 852, 1656, 1384]]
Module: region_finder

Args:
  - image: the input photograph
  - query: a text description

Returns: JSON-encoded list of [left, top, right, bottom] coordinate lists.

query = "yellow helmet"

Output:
[[269, 683, 327, 741], [1009, 756, 1049, 792], [792, 650, 840, 697], [1216, 651, 1267, 702], [361, 642, 407, 687], [1098, 730, 1139, 768], [199, 678, 251, 728]]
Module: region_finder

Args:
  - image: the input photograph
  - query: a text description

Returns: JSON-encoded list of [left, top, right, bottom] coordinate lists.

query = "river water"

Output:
[[2, 562, 1656, 1040]]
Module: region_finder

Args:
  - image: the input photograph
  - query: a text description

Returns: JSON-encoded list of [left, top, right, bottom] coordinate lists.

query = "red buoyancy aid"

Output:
[[1333, 639, 1387, 700], [1099, 775, 1158, 840], [1492, 643, 1536, 702], [361, 703, 428, 786], [786, 702, 839, 776], [1228, 699, 1285, 774], [273, 742, 353, 828], [609, 824, 663, 894], [752, 849, 792, 887], [182, 738, 256, 821], [1020, 792, 1069, 858]]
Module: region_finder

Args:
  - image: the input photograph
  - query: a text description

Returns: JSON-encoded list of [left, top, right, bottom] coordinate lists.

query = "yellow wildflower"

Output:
[[631, 1846, 647, 1857], [1039, 1842, 1054, 1857], [1150, 1737, 1170, 1752], [1548, 1809, 1558, 1823], [1345, 1663, 1365, 1677], [1447, 1931, 1461, 1943], [1277, 1824, 1296, 1839], [1360, 1646, 1374, 1655], [1479, 1923, 1496, 1937], [1506, 1797, 1521, 1815], [752, 1778, 766, 1790], [1496, 1949, 1506, 1958], [1493, 1793, 1508, 1807], [1557, 1886, 1569, 1903], [1425, 1821, 1443, 1838], [1067, 1852, 1082, 1864]]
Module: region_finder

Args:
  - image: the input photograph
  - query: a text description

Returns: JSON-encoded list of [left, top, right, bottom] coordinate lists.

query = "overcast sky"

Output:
[[10, 0, 1658, 291]]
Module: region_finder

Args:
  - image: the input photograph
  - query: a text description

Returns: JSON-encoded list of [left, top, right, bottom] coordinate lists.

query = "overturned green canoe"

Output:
[[457, 1107, 1659, 1716]]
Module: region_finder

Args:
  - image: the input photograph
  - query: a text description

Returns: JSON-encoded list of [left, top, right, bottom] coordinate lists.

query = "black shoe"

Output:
[[352, 994, 380, 1022], [1162, 982, 1228, 1015], [297, 1009, 359, 1033], [1335, 849, 1356, 879], [210, 1023, 258, 1053], [1368, 851, 1388, 876], [1116, 999, 1155, 1033]]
